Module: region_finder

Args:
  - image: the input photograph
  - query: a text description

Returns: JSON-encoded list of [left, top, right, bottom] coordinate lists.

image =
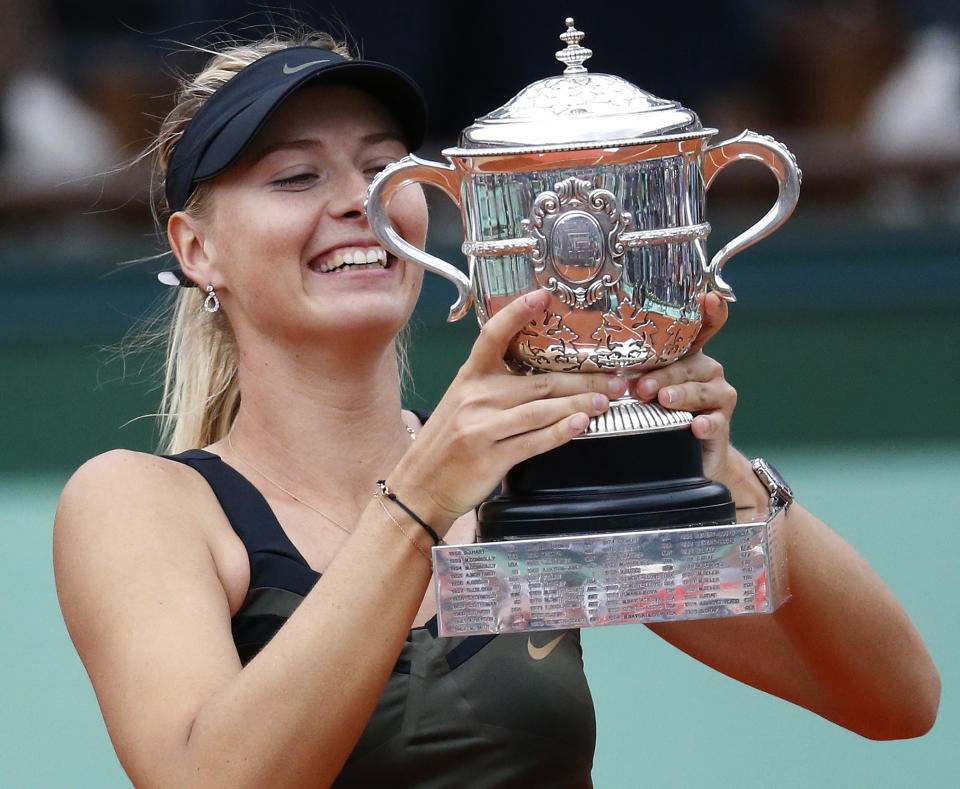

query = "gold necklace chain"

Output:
[[226, 423, 416, 536]]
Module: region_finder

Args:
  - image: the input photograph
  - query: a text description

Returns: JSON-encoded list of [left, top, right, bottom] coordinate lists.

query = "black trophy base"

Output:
[[477, 428, 735, 541]]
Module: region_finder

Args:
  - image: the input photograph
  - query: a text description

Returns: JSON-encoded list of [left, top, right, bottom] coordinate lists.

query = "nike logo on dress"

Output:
[[527, 633, 565, 661], [283, 60, 330, 75]]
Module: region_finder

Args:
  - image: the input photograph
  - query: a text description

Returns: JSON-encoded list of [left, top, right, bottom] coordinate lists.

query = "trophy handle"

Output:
[[366, 154, 473, 321], [701, 130, 801, 302]]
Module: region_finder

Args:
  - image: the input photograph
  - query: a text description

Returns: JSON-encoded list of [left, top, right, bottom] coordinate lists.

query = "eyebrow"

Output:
[[251, 132, 405, 164]]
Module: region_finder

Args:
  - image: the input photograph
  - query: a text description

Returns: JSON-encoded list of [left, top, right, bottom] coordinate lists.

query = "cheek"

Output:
[[208, 200, 308, 280], [388, 184, 428, 248]]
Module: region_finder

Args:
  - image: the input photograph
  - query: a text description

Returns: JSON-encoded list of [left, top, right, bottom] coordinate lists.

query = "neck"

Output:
[[223, 329, 413, 512]]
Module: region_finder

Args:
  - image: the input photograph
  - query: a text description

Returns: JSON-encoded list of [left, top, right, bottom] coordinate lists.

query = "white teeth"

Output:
[[314, 246, 388, 273]]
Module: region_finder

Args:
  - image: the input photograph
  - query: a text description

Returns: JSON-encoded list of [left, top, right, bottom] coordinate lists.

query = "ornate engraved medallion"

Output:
[[521, 176, 632, 309]]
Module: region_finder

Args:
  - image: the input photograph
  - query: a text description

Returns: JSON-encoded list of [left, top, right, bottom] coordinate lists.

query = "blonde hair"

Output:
[[152, 32, 354, 454]]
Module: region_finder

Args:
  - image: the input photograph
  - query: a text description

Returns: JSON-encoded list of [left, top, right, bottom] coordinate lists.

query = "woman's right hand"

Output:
[[386, 289, 626, 533]]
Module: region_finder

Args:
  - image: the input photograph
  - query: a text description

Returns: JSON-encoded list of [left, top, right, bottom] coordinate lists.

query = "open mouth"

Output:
[[310, 246, 390, 273]]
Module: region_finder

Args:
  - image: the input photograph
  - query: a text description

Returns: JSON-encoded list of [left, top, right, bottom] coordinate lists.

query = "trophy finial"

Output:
[[555, 17, 592, 75]]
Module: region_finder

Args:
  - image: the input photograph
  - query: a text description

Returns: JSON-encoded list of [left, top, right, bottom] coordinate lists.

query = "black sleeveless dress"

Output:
[[168, 449, 596, 788]]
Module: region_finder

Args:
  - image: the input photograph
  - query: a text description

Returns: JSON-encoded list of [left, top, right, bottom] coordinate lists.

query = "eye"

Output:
[[363, 159, 399, 182], [271, 171, 319, 189]]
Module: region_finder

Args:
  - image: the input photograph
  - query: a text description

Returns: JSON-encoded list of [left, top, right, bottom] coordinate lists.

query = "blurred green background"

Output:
[[2, 211, 958, 787], [2, 1, 959, 786]]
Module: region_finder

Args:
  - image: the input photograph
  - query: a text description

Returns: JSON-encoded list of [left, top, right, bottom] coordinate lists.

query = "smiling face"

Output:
[[177, 83, 428, 350]]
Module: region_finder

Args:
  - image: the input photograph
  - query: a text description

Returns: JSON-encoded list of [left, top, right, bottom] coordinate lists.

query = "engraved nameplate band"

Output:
[[433, 507, 789, 637]]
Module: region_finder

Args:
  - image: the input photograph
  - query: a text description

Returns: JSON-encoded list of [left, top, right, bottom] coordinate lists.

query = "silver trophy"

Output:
[[367, 19, 798, 635]]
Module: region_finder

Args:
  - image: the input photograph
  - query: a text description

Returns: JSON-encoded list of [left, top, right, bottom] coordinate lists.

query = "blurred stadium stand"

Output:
[[2, 0, 958, 470]]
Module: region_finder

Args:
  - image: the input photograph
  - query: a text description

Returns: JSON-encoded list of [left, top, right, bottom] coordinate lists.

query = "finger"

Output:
[[691, 412, 730, 441], [465, 290, 551, 372], [688, 291, 729, 355], [497, 412, 591, 462], [656, 377, 736, 415], [445, 370, 625, 416], [504, 371, 626, 408], [633, 354, 724, 401], [491, 391, 610, 439]]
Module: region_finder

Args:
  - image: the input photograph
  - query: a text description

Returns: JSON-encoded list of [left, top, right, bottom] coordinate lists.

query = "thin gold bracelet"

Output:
[[373, 490, 433, 565]]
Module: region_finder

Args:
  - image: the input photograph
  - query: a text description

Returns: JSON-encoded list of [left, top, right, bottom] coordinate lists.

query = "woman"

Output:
[[54, 32, 939, 789]]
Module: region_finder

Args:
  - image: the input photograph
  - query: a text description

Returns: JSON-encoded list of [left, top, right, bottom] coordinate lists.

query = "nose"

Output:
[[328, 167, 370, 221]]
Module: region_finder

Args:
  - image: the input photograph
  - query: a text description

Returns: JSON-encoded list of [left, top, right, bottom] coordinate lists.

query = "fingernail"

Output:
[[662, 388, 675, 404], [638, 378, 658, 398], [524, 290, 547, 309], [571, 413, 589, 432], [592, 394, 608, 411], [694, 415, 711, 437], [608, 376, 626, 395]]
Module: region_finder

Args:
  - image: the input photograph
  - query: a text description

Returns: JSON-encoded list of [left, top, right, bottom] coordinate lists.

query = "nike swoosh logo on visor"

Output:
[[527, 633, 565, 661], [283, 60, 332, 75]]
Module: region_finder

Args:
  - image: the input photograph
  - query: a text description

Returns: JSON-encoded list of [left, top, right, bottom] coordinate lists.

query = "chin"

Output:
[[316, 298, 414, 343]]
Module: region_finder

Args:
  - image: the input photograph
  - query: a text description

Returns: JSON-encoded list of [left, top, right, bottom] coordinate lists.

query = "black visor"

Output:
[[160, 46, 426, 286]]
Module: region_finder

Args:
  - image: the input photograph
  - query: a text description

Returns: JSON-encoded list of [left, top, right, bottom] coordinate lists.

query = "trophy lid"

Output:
[[449, 19, 707, 154]]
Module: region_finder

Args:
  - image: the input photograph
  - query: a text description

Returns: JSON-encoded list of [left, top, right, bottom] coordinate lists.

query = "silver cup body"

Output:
[[463, 154, 706, 373], [366, 131, 800, 376]]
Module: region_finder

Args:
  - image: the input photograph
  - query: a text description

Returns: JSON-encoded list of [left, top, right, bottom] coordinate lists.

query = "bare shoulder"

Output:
[[58, 448, 201, 517], [53, 446, 244, 579], [54, 448, 239, 625], [53, 450, 244, 586], [54, 448, 231, 549]]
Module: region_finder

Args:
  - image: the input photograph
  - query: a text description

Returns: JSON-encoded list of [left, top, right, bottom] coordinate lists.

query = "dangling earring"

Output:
[[203, 284, 220, 313]]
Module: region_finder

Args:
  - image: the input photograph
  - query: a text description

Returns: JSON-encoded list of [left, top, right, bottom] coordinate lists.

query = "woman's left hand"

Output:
[[631, 291, 735, 481]]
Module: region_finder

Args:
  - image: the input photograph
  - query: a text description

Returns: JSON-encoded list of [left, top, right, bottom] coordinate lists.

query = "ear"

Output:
[[167, 211, 218, 288]]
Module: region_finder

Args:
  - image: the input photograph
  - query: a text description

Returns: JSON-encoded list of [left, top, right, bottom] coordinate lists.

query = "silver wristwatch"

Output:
[[750, 458, 794, 510]]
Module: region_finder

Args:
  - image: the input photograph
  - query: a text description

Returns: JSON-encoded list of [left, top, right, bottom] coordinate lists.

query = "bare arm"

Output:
[[633, 293, 940, 739], [648, 461, 940, 739], [54, 290, 621, 789], [55, 449, 439, 789]]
